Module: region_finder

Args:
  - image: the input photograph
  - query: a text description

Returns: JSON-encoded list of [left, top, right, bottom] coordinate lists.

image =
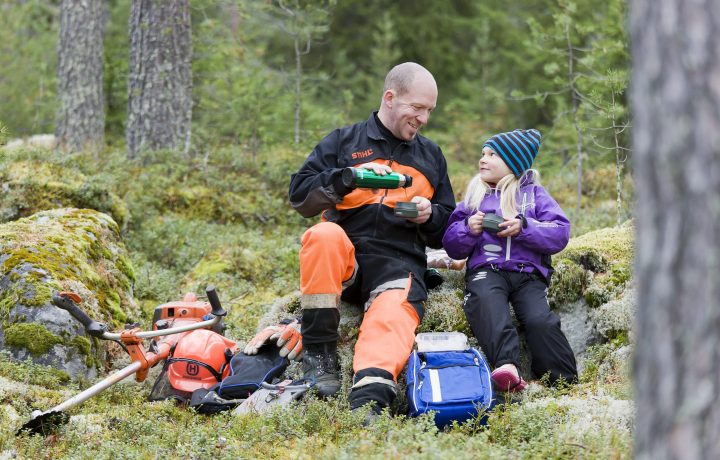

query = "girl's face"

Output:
[[479, 146, 513, 185]]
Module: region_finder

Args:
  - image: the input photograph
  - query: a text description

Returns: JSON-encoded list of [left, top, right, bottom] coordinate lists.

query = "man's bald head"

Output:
[[378, 62, 438, 141], [383, 62, 437, 98]]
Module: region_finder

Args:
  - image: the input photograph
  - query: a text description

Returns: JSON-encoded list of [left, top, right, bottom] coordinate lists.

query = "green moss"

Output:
[[70, 335, 91, 356], [560, 222, 634, 272], [0, 161, 129, 226], [584, 280, 613, 308], [191, 255, 231, 278], [609, 330, 630, 347], [115, 255, 135, 283], [104, 290, 127, 323], [70, 335, 97, 367], [4, 322, 63, 356], [550, 222, 635, 308], [548, 258, 587, 307]]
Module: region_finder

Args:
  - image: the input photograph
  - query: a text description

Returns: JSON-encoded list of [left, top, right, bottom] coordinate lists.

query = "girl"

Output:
[[442, 129, 577, 392]]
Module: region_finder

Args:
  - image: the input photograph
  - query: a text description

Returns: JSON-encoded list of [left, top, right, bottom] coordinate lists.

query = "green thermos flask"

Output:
[[342, 167, 413, 189]]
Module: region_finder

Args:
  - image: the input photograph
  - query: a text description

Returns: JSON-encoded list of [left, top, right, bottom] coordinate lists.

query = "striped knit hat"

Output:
[[483, 129, 542, 178]]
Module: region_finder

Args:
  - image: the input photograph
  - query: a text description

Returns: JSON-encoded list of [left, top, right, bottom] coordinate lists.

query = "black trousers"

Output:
[[463, 267, 578, 384]]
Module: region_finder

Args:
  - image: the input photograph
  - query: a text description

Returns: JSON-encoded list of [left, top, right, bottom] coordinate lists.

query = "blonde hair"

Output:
[[463, 169, 540, 218]]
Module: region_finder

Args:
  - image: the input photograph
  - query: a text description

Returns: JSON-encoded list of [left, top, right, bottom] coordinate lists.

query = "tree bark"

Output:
[[632, 1, 720, 459], [55, 0, 106, 152], [126, 0, 192, 159]]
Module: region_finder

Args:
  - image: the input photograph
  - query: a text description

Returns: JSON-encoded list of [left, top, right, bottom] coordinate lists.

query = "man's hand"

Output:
[[407, 196, 432, 224], [243, 319, 303, 361], [276, 319, 302, 360], [356, 162, 392, 175]]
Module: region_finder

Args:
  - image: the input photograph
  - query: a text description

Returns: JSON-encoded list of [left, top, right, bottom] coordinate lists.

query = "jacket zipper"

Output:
[[373, 154, 396, 238]]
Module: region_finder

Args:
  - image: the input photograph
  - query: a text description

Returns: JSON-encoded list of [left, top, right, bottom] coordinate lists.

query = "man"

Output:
[[253, 62, 455, 416]]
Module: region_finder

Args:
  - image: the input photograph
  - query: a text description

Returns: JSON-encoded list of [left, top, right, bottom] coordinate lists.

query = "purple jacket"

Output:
[[442, 175, 569, 280]]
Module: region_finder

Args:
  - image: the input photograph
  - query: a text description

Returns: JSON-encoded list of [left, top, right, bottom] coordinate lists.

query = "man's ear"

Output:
[[382, 89, 395, 108]]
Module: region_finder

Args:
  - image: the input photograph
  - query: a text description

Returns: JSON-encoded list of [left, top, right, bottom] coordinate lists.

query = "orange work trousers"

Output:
[[300, 222, 419, 380]]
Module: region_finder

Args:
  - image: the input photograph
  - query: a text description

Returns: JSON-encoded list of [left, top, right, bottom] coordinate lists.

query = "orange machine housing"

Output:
[[152, 293, 212, 330]]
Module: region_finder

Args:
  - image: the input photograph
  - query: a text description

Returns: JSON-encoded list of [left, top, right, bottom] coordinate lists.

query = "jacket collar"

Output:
[[519, 170, 537, 187], [367, 111, 417, 146], [367, 112, 384, 141]]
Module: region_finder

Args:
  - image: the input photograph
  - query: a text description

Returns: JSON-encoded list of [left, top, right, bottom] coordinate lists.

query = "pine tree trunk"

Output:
[[632, 1, 720, 458], [126, 0, 192, 159], [55, 0, 106, 151]]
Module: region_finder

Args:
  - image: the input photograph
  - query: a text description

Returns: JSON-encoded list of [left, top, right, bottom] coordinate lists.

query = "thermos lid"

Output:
[[341, 167, 358, 188]]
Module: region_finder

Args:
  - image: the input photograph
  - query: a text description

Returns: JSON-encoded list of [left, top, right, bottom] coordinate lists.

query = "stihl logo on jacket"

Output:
[[352, 148, 374, 159]]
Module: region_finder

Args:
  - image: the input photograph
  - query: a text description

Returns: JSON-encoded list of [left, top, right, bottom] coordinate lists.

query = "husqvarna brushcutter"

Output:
[[17, 285, 230, 436]]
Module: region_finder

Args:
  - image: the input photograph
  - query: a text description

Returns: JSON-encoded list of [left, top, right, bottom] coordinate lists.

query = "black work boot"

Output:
[[302, 342, 341, 398]]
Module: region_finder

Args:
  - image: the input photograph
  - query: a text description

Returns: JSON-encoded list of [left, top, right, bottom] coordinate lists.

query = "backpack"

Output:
[[212, 345, 289, 400], [187, 346, 293, 414], [406, 347, 494, 428]]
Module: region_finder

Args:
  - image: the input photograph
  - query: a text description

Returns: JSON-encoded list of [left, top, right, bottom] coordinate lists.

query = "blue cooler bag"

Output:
[[406, 348, 493, 427]]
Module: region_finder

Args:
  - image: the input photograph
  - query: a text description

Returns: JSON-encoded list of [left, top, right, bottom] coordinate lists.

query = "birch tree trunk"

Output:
[[55, 0, 106, 152], [126, 0, 192, 159], [631, 1, 720, 458]]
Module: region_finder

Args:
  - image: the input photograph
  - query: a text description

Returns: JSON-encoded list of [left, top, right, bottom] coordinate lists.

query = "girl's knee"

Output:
[[523, 311, 560, 333]]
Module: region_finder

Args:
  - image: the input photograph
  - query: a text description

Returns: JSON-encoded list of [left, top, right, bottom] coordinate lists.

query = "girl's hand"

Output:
[[467, 211, 485, 235], [497, 218, 521, 237]]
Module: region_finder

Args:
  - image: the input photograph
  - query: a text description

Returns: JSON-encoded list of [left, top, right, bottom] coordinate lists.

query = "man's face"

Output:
[[384, 75, 438, 141]]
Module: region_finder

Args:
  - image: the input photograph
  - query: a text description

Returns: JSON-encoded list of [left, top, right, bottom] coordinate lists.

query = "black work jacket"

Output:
[[289, 113, 456, 311]]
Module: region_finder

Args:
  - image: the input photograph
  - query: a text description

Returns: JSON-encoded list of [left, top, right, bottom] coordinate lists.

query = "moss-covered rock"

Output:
[[0, 208, 138, 379], [0, 160, 128, 227], [549, 220, 634, 308], [533, 221, 635, 373], [4, 322, 63, 355]]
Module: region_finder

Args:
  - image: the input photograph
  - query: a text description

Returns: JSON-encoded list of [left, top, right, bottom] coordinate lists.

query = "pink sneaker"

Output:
[[491, 366, 527, 393]]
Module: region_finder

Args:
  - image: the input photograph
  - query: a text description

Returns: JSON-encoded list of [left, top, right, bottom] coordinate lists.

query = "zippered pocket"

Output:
[[417, 362, 486, 403]]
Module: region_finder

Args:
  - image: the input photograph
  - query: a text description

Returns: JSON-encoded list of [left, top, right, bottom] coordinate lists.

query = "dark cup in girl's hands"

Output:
[[482, 213, 503, 233]]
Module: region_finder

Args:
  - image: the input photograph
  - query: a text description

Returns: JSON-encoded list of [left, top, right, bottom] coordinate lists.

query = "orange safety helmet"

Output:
[[167, 329, 238, 393]]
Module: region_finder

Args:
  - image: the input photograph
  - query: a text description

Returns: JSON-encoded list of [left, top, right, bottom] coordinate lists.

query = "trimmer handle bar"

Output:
[[206, 285, 227, 317], [52, 292, 109, 338], [52, 290, 224, 341]]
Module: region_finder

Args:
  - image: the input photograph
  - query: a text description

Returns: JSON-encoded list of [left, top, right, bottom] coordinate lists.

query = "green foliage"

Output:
[[3, 378, 632, 458], [0, 350, 70, 388], [520, 0, 631, 206], [0, 1, 58, 136], [103, 0, 131, 141], [0, 2, 636, 456], [0, 121, 8, 146], [0, 149, 129, 226]]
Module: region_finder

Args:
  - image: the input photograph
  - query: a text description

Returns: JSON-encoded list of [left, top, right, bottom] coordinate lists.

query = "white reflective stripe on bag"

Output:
[[429, 368, 442, 402]]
